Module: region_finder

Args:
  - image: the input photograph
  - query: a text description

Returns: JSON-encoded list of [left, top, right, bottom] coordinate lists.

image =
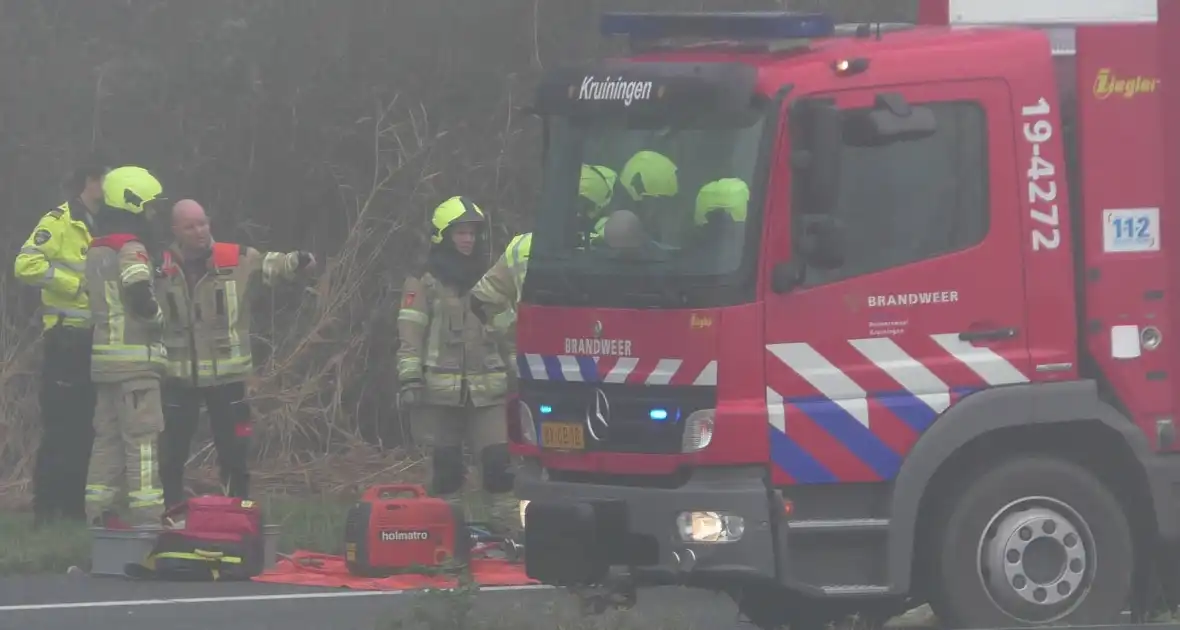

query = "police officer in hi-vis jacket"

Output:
[[14, 159, 109, 525]]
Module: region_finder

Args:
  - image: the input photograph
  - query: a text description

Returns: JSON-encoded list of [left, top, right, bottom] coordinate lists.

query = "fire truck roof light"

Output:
[[600, 11, 836, 41]]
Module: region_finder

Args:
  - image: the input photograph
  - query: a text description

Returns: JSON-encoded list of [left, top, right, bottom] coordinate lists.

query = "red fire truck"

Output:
[[508, 0, 1180, 627]]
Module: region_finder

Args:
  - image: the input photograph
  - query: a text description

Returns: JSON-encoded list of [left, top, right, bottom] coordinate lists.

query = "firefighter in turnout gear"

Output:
[[689, 178, 749, 272], [470, 232, 530, 334], [84, 165, 169, 527], [578, 164, 618, 241], [14, 160, 109, 525], [620, 150, 682, 244], [468, 164, 616, 339], [469, 232, 530, 392], [157, 199, 316, 511], [397, 196, 513, 521]]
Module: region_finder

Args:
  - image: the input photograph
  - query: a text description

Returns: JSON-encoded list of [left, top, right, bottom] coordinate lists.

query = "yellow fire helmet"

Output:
[[431, 196, 486, 244], [694, 178, 750, 226], [620, 151, 678, 202], [580, 164, 618, 215], [101, 166, 164, 216]]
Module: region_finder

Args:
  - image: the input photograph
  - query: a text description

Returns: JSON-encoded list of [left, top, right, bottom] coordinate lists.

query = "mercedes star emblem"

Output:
[[593, 320, 604, 339], [586, 388, 611, 441]]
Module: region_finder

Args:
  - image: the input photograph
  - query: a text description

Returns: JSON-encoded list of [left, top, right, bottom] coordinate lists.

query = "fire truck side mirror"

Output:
[[843, 92, 938, 147], [771, 259, 806, 294], [799, 215, 845, 270], [773, 216, 846, 294], [790, 97, 843, 218]]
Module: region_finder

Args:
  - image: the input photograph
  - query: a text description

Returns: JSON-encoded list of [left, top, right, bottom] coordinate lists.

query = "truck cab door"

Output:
[[763, 80, 1032, 486]]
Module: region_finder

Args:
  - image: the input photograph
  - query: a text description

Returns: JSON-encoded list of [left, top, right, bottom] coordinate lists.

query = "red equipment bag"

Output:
[[343, 484, 471, 577], [125, 496, 265, 581]]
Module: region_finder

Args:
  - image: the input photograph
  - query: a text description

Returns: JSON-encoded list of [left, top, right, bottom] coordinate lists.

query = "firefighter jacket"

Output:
[[14, 201, 93, 329], [397, 272, 509, 407], [469, 232, 530, 371], [86, 235, 168, 383], [157, 242, 305, 388]]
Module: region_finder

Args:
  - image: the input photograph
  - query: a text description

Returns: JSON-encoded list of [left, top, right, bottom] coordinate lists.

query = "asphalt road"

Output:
[[0, 574, 1166, 630], [0, 577, 742, 630]]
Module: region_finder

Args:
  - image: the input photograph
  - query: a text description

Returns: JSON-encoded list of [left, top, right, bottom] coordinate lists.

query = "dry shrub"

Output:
[[0, 277, 43, 499]]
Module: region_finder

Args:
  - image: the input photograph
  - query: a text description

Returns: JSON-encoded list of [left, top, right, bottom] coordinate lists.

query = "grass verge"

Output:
[[0, 493, 355, 575], [0, 487, 521, 576]]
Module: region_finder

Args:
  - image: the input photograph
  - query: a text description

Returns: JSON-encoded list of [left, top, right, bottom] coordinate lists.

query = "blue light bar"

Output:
[[650, 408, 669, 422], [600, 11, 836, 41], [539, 404, 553, 415]]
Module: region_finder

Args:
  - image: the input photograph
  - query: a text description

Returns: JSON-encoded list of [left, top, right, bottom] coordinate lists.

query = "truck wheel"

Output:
[[929, 456, 1133, 628]]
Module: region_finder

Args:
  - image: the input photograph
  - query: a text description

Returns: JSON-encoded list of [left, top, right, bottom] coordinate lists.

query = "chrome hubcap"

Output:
[[977, 497, 1095, 623]]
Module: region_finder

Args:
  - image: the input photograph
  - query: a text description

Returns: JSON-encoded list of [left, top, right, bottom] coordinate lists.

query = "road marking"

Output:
[[0, 584, 554, 612]]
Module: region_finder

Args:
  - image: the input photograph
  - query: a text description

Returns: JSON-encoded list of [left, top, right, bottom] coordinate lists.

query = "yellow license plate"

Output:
[[541, 422, 585, 450]]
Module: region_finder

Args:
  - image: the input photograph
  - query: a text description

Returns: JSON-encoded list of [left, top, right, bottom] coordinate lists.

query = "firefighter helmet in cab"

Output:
[[431, 196, 486, 244], [694, 178, 750, 226], [580, 164, 618, 215], [620, 151, 678, 202], [101, 166, 165, 216]]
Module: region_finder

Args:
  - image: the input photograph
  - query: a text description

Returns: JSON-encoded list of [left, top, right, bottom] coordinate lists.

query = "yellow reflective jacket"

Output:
[[471, 233, 530, 315], [396, 272, 509, 407], [157, 242, 305, 388], [13, 201, 93, 329], [86, 237, 168, 383], [470, 233, 530, 373]]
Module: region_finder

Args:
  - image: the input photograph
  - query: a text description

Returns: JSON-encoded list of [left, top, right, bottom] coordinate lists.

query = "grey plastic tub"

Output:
[[89, 526, 164, 577], [89, 523, 282, 577]]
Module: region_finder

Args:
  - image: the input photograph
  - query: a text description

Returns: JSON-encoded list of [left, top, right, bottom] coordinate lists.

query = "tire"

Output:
[[928, 455, 1133, 628]]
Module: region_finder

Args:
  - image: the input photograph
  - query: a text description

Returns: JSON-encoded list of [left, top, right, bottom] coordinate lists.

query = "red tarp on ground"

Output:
[[251, 550, 539, 590]]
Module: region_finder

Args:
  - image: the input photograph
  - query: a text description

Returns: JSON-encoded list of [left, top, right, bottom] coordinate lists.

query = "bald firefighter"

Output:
[[84, 165, 169, 527], [156, 199, 316, 513], [396, 196, 512, 522], [14, 160, 109, 525]]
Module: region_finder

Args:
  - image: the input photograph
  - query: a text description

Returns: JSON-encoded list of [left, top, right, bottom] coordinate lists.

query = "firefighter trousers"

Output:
[[159, 380, 252, 509], [86, 378, 166, 526], [33, 325, 96, 524], [411, 401, 511, 523]]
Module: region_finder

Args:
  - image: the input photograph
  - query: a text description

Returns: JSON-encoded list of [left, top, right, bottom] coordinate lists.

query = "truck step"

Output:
[[787, 518, 889, 533], [820, 584, 892, 596]]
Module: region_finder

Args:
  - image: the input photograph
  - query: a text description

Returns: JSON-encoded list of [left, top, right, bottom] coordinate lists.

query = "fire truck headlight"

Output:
[[681, 409, 715, 453], [677, 511, 744, 543], [519, 403, 537, 445]]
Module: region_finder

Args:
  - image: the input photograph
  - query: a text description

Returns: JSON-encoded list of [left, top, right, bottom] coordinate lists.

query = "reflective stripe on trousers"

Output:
[[130, 442, 163, 509]]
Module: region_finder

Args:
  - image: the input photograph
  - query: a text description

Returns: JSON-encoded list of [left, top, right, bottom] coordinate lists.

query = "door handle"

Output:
[[959, 327, 1018, 342]]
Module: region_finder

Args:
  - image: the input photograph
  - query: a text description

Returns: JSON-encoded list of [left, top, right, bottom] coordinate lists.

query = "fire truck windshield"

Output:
[[526, 113, 767, 308]]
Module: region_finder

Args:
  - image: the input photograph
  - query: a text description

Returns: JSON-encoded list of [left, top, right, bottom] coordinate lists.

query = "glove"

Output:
[[296, 251, 317, 272], [469, 294, 490, 325], [398, 380, 424, 409]]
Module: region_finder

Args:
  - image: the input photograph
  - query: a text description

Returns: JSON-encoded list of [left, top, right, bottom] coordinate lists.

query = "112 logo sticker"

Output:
[[1103, 208, 1160, 253]]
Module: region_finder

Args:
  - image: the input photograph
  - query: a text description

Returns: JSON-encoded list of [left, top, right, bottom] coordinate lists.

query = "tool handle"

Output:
[[361, 484, 428, 500], [163, 501, 189, 519]]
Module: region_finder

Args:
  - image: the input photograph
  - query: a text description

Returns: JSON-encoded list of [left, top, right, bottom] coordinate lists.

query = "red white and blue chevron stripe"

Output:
[[517, 354, 718, 387], [767, 333, 1030, 484]]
